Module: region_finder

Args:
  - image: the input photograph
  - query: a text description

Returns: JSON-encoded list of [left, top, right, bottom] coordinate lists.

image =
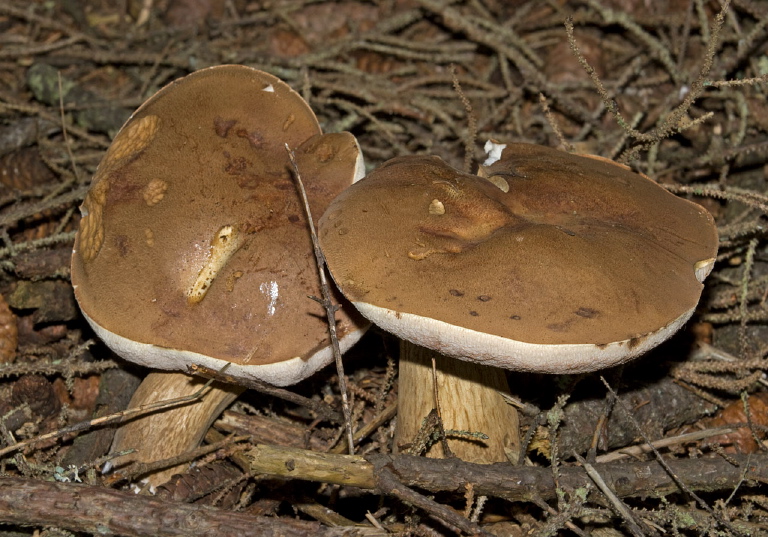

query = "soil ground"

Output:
[[0, 0, 767, 535]]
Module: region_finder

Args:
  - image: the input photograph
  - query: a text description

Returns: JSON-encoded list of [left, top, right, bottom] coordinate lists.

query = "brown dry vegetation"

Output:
[[0, 0, 767, 535]]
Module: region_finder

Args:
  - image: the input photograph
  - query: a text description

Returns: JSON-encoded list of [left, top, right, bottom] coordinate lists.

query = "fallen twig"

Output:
[[240, 442, 768, 503]]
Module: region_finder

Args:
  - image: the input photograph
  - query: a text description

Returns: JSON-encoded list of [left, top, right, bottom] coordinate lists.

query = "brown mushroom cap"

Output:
[[319, 143, 718, 373], [72, 65, 367, 386]]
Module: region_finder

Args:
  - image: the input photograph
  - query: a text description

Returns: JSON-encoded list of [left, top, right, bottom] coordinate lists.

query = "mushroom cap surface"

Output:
[[71, 65, 367, 386], [318, 144, 718, 373]]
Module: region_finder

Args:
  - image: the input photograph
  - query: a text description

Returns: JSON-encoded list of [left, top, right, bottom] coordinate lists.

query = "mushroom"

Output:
[[71, 65, 367, 486], [318, 143, 718, 464]]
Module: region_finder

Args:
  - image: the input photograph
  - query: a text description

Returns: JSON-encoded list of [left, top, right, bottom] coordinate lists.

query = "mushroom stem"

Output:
[[109, 371, 243, 487], [395, 342, 520, 464]]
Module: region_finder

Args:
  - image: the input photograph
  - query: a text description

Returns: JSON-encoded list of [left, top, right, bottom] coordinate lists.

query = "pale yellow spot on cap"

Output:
[[282, 113, 296, 131], [105, 115, 160, 164], [187, 225, 244, 304], [76, 115, 161, 264], [429, 199, 445, 215], [77, 179, 110, 262], [226, 270, 244, 292], [143, 179, 168, 206], [487, 175, 510, 193]]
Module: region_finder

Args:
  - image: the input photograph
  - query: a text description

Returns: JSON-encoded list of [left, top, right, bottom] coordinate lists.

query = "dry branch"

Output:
[[241, 443, 768, 503], [0, 476, 384, 537]]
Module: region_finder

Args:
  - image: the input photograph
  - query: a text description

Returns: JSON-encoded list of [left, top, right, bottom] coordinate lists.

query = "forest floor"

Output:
[[0, 0, 767, 536]]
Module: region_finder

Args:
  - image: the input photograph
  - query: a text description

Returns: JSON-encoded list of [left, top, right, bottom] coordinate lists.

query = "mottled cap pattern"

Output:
[[318, 143, 718, 373], [71, 65, 367, 386]]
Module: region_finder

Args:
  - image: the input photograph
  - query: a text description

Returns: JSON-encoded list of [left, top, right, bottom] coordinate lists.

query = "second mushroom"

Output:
[[318, 143, 718, 464]]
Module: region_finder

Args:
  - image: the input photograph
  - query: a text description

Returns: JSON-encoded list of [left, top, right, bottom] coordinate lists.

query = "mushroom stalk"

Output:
[[109, 372, 243, 487], [395, 342, 520, 464]]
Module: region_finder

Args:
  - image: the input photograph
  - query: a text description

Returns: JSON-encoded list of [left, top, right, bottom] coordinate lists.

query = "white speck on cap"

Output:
[[482, 139, 507, 166]]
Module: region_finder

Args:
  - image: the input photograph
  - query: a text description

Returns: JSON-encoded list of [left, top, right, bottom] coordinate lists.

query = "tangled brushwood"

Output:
[[0, 0, 767, 535]]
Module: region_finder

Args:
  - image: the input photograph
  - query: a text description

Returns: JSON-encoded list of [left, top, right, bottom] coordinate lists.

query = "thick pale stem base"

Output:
[[108, 371, 243, 487], [395, 342, 520, 464]]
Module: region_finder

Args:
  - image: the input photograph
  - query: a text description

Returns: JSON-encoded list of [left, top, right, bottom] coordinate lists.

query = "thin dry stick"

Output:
[[738, 392, 767, 456], [724, 452, 753, 506], [529, 493, 591, 537], [430, 356, 453, 458], [548, 393, 570, 511], [105, 435, 250, 485], [739, 237, 759, 358], [450, 65, 477, 174], [573, 453, 653, 537], [188, 363, 342, 423], [286, 144, 355, 455], [0, 353, 114, 379], [0, 185, 89, 228], [330, 402, 397, 454], [57, 71, 81, 184], [0, 378, 219, 458], [595, 426, 738, 463], [539, 93, 573, 152], [376, 467, 494, 537], [692, 342, 768, 389], [709, 74, 768, 87]]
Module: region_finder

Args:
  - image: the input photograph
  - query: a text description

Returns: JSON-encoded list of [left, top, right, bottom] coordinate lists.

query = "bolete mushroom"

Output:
[[318, 143, 718, 464], [71, 65, 367, 486]]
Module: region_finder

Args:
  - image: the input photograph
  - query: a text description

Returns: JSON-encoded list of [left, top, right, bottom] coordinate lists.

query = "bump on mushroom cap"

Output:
[[319, 143, 718, 372]]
